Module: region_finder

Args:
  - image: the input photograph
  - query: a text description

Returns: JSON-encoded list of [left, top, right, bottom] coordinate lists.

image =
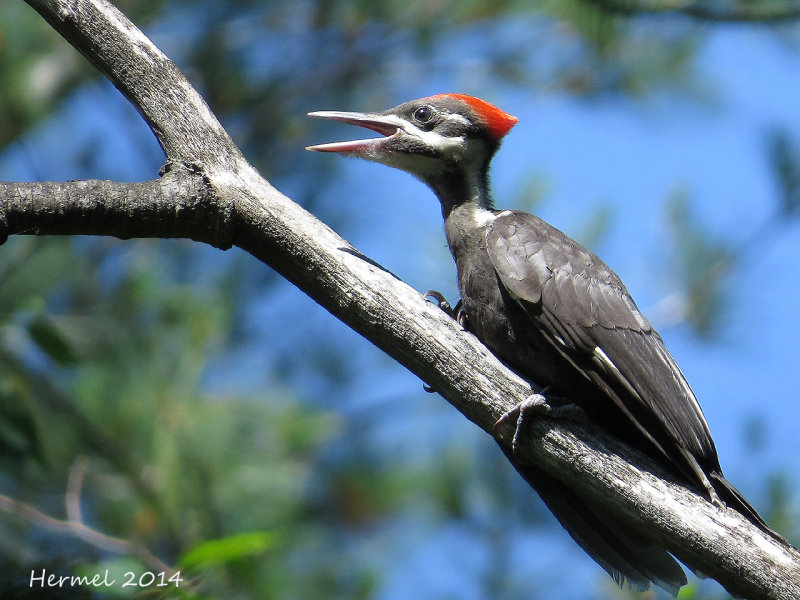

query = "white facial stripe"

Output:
[[379, 114, 466, 154], [445, 113, 470, 127], [411, 125, 465, 153]]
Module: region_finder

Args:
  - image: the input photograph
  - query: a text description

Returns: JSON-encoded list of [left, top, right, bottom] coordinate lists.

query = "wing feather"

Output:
[[486, 211, 719, 483]]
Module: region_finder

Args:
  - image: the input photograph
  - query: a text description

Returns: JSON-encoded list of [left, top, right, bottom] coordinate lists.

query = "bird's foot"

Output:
[[424, 290, 469, 331], [494, 391, 586, 457], [424, 290, 456, 317], [422, 291, 451, 396]]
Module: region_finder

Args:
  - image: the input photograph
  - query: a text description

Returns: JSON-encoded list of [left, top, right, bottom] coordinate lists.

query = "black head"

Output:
[[307, 94, 518, 211]]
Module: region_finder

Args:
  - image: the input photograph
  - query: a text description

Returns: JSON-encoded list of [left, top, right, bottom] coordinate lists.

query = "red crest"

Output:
[[433, 93, 518, 140]]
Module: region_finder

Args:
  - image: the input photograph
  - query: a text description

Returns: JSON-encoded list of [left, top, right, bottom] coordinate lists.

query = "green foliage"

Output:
[[27, 314, 80, 366], [0, 388, 44, 465], [665, 189, 734, 338], [180, 532, 279, 570], [0, 236, 352, 598]]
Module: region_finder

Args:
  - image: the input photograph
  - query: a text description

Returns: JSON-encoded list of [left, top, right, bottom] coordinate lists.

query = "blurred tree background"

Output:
[[1, 1, 800, 598]]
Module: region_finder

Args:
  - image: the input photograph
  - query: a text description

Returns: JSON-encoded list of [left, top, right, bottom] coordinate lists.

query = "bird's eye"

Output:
[[413, 105, 434, 125]]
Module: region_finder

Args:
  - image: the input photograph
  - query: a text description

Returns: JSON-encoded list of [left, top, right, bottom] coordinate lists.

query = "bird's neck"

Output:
[[428, 162, 495, 269], [427, 165, 494, 220]]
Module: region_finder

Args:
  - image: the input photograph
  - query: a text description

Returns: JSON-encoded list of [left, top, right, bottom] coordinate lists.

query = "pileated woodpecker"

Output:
[[307, 94, 777, 593]]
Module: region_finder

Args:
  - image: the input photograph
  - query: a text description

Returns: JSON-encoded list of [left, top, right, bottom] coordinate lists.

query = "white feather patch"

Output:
[[471, 206, 497, 227], [593, 346, 622, 374]]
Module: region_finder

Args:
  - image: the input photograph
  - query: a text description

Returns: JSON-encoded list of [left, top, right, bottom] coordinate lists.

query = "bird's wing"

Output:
[[486, 211, 719, 481]]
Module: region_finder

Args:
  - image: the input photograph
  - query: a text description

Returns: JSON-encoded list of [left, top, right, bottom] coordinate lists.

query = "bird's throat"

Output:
[[428, 165, 493, 220]]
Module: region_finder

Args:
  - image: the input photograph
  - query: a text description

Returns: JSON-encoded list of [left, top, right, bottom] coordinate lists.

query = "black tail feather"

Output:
[[502, 449, 687, 595], [710, 471, 786, 543]]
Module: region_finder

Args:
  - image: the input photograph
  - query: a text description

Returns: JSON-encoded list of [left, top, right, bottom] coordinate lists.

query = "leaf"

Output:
[[27, 314, 79, 366], [0, 396, 43, 464], [178, 532, 279, 571]]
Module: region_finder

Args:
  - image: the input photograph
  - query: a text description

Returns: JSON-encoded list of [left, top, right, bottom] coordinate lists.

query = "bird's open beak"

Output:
[[305, 111, 401, 153]]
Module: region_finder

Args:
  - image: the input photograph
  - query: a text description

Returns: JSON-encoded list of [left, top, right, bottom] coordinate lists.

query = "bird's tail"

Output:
[[502, 451, 687, 595], [710, 471, 786, 543]]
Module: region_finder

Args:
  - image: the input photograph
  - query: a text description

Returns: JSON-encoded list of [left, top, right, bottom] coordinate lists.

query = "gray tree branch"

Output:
[[581, 0, 800, 22], [0, 167, 231, 247], [4, 0, 800, 598]]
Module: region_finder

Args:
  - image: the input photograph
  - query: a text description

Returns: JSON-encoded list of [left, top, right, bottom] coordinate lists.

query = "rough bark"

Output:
[[3, 1, 799, 597], [0, 166, 230, 247]]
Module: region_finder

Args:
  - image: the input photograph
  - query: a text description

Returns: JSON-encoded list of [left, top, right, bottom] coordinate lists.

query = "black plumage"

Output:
[[307, 93, 779, 594], [485, 210, 718, 487]]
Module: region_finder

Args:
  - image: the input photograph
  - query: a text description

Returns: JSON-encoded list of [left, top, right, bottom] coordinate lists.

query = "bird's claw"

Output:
[[424, 290, 469, 331], [494, 391, 586, 457], [455, 304, 469, 331], [424, 290, 455, 317], [422, 290, 467, 393]]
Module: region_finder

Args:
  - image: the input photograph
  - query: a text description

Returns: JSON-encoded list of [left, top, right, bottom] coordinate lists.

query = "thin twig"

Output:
[[0, 488, 173, 574], [65, 456, 89, 525]]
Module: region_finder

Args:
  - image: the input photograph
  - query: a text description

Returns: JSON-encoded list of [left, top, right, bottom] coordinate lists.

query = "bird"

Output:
[[306, 93, 777, 594]]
